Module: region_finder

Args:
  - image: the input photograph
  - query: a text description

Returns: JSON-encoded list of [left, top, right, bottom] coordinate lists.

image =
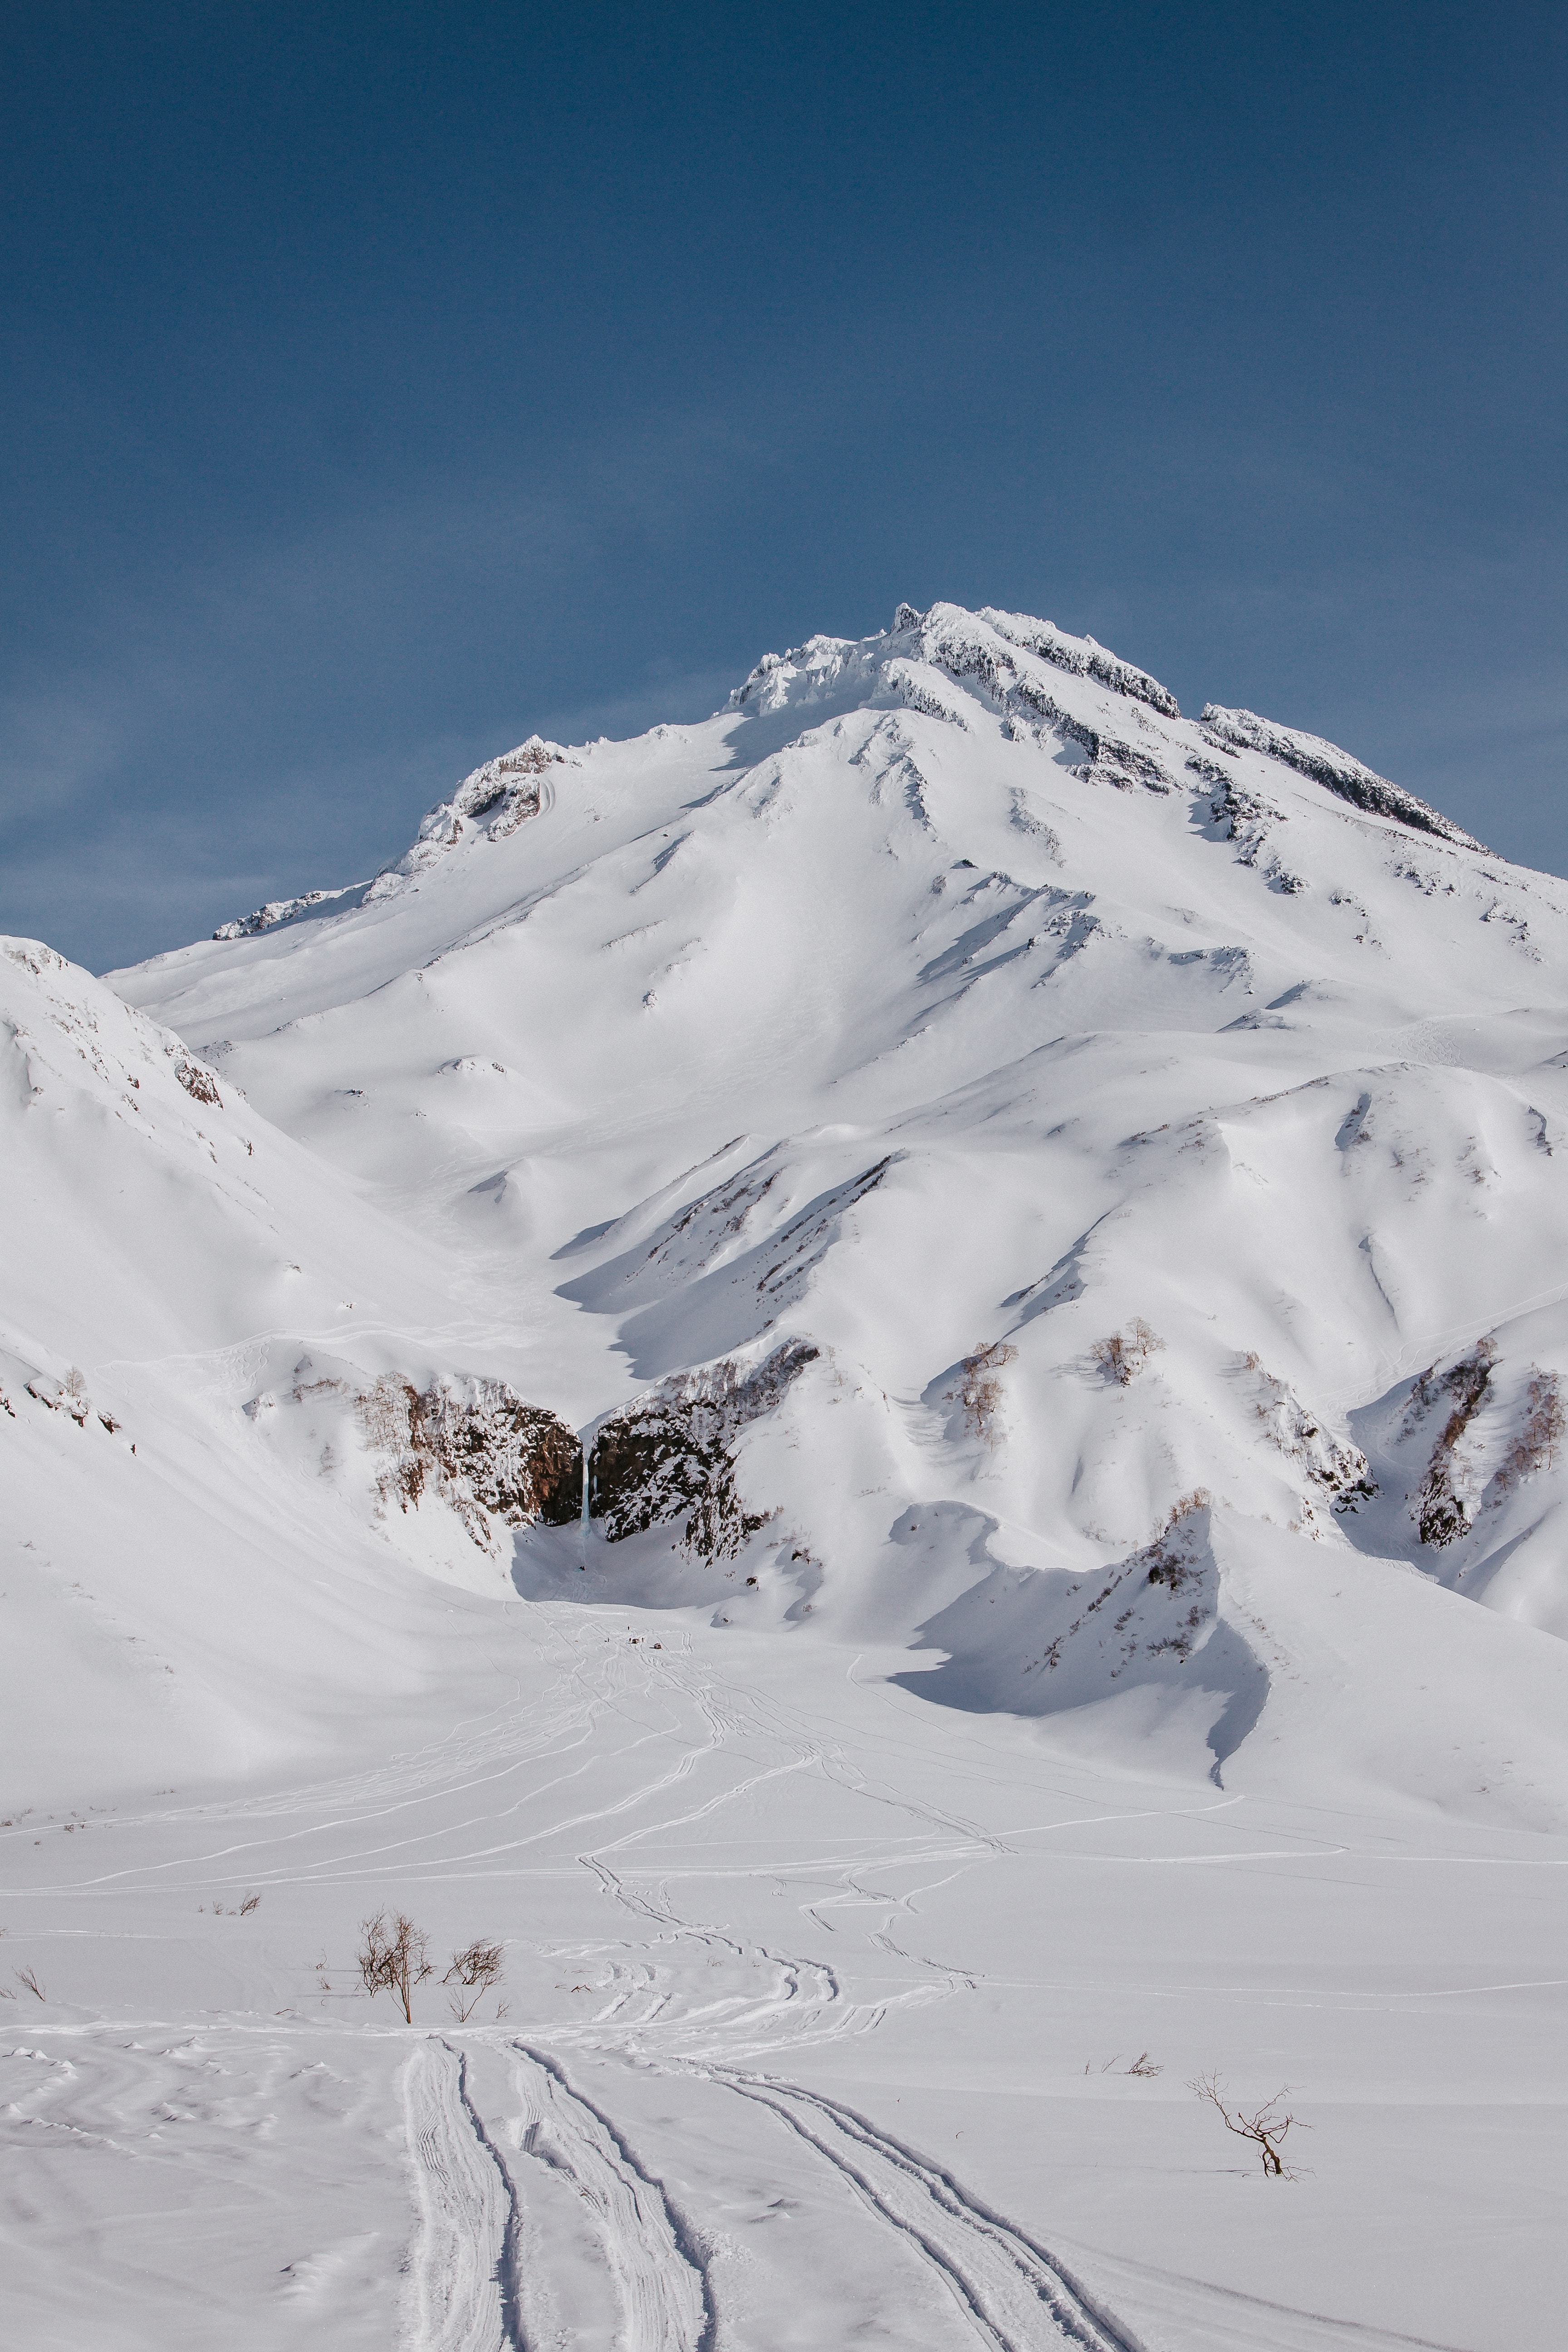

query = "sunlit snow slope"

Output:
[[0, 936, 581, 1798], [108, 598, 1568, 1807]]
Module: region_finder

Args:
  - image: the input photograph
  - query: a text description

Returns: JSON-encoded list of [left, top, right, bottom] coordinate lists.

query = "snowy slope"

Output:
[[0, 936, 583, 1803], [5, 602, 1568, 2352], [113, 598, 1568, 1780]]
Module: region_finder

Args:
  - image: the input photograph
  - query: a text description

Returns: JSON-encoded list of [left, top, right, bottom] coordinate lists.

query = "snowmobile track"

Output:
[[720, 2074, 1142, 2352], [403, 2038, 524, 2352], [511, 2043, 715, 2352]]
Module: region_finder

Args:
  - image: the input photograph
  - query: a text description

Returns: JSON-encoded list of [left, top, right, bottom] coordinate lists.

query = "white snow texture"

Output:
[[4, 599, 1567, 2351]]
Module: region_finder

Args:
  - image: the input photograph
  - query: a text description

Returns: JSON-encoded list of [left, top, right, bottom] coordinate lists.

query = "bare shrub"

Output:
[[358, 1911, 434, 2022], [1191, 2071, 1307, 2177], [1497, 1368, 1565, 1491], [1413, 1339, 1497, 1544], [1156, 1488, 1211, 1540], [175, 1059, 221, 1105], [1126, 2051, 1162, 2077], [238, 1891, 262, 1916], [444, 1936, 506, 2022], [953, 1341, 1017, 1446], [1093, 1318, 1163, 1387], [64, 1366, 87, 1401], [16, 1965, 47, 2001]]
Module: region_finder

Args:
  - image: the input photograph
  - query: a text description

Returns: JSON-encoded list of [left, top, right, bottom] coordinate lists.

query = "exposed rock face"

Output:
[[214, 889, 339, 941], [894, 1494, 1267, 1776], [1407, 1341, 1498, 1546], [588, 1342, 818, 1560], [915, 604, 1182, 727], [1200, 705, 1480, 848], [1242, 1356, 1372, 1520], [173, 1058, 220, 1105], [353, 1372, 583, 1549], [452, 737, 564, 837], [977, 606, 1182, 717], [364, 736, 568, 902]]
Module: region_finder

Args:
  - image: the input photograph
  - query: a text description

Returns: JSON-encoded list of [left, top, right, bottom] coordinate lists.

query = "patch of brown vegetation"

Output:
[[952, 1340, 1017, 1446], [1093, 1318, 1163, 1387]]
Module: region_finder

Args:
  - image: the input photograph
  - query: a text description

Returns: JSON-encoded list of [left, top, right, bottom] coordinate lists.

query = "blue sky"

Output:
[[2, 1, 1563, 971]]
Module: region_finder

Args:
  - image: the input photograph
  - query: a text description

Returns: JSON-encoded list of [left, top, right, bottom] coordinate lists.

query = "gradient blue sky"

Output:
[[3, 0, 1564, 971]]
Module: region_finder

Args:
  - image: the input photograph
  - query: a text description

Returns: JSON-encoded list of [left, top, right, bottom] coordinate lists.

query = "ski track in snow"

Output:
[[404, 2039, 522, 2352], [402, 2022, 1145, 2352], [713, 2073, 1137, 2352], [384, 1623, 1147, 2352], [382, 1624, 1470, 2352], [509, 2043, 714, 2352], [4, 1607, 1522, 2352]]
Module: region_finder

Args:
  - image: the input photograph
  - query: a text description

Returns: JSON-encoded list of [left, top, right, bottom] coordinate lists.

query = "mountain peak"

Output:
[[726, 598, 1181, 726]]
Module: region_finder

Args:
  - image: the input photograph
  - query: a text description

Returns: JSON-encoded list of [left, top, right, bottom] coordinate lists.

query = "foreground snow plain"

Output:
[[5, 603, 1567, 2347]]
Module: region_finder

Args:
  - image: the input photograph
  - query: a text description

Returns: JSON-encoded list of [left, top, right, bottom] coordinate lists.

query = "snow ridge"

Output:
[[1200, 702, 1480, 848]]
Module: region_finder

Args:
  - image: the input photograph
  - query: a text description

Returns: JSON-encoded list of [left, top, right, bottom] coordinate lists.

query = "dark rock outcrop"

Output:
[[588, 1342, 818, 1560], [355, 1373, 583, 1546], [1200, 706, 1480, 848]]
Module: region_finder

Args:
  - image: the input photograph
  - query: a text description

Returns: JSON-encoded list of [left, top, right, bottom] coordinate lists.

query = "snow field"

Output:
[[3, 1606, 1563, 2346]]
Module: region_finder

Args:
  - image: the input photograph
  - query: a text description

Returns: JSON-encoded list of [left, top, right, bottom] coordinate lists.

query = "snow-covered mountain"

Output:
[[108, 598, 1568, 1766], [8, 601, 1568, 2352]]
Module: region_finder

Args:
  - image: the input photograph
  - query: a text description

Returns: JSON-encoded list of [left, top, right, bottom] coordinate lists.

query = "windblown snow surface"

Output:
[[5, 602, 1568, 2348]]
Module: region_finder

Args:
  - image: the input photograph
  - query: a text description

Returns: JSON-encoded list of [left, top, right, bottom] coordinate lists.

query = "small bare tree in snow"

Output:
[[954, 1341, 1017, 1446], [444, 1936, 506, 2022], [1498, 1369, 1565, 1489], [1093, 1319, 1163, 1387], [358, 1911, 434, 2022], [1191, 2071, 1307, 2177]]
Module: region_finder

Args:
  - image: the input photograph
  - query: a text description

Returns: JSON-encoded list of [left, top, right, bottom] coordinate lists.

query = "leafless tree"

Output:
[[1093, 1319, 1163, 1387], [444, 1936, 506, 2022], [954, 1341, 1017, 1446], [16, 1966, 47, 2002], [238, 1892, 261, 1915], [1190, 2071, 1306, 2177], [358, 1911, 434, 2022], [1498, 1368, 1566, 1489]]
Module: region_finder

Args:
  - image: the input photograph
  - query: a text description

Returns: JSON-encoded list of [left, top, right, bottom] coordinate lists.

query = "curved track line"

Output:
[[720, 2075, 1143, 2352]]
